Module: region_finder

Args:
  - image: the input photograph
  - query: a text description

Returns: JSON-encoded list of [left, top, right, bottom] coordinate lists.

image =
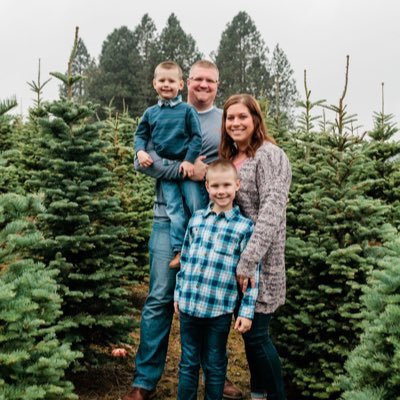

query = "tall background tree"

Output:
[[86, 26, 142, 117], [267, 43, 299, 128], [158, 13, 203, 79], [133, 14, 161, 109], [214, 11, 270, 104]]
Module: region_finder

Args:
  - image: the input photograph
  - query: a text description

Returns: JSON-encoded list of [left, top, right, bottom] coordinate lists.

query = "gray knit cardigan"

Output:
[[236, 141, 292, 314]]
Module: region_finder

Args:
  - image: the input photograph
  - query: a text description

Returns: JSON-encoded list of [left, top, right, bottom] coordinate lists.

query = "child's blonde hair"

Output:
[[206, 159, 238, 181], [154, 61, 183, 79]]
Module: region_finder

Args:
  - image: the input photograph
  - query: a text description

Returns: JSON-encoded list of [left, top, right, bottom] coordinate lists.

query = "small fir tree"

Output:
[[340, 236, 400, 400], [273, 62, 393, 399], [28, 98, 133, 364], [365, 82, 400, 229], [101, 105, 154, 280], [0, 193, 79, 399]]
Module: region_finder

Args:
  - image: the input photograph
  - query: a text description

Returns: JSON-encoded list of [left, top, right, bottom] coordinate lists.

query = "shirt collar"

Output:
[[158, 94, 182, 107], [204, 203, 240, 221]]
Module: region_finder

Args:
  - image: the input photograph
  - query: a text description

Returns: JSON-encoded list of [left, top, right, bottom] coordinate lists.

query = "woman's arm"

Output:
[[237, 145, 292, 279]]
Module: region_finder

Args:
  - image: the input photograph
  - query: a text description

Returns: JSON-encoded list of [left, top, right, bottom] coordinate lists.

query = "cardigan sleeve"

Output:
[[236, 145, 292, 277]]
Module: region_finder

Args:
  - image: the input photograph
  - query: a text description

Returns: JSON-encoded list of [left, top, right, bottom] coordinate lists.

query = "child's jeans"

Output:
[[160, 179, 208, 253], [178, 312, 232, 400]]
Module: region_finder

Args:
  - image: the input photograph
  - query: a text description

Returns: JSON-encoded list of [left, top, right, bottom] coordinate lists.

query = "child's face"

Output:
[[153, 68, 184, 100], [205, 169, 240, 213]]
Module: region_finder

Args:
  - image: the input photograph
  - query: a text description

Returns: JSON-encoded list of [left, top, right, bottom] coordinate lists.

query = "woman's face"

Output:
[[225, 103, 255, 149]]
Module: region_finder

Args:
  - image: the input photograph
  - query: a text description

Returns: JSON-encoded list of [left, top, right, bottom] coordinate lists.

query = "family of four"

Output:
[[123, 59, 292, 400]]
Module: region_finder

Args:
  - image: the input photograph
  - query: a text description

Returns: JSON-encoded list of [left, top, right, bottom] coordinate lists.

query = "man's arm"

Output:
[[134, 142, 208, 181], [134, 144, 181, 180]]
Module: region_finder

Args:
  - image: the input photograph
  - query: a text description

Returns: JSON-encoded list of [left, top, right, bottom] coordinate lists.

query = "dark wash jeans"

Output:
[[178, 312, 232, 400], [242, 313, 286, 400]]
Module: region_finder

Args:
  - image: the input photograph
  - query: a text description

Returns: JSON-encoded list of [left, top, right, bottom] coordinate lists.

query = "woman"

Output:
[[220, 94, 292, 400]]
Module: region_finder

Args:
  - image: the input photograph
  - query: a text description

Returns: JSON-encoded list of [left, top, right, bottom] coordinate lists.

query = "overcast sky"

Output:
[[2, 0, 399, 134]]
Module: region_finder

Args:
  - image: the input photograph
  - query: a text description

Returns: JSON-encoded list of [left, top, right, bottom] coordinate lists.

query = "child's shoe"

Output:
[[169, 253, 181, 269]]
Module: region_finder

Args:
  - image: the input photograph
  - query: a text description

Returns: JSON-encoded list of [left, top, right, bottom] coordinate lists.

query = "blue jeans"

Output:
[[242, 313, 286, 400], [161, 179, 208, 252], [132, 221, 178, 390], [178, 312, 231, 400]]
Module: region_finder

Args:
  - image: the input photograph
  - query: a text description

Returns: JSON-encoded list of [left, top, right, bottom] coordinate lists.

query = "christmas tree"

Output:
[[0, 193, 79, 399]]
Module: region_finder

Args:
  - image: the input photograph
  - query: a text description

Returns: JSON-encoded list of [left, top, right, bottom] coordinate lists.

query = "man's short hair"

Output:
[[206, 159, 238, 181], [154, 61, 183, 79], [189, 60, 219, 80]]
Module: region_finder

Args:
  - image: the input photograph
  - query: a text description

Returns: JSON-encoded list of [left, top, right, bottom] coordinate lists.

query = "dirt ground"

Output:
[[75, 283, 252, 400]]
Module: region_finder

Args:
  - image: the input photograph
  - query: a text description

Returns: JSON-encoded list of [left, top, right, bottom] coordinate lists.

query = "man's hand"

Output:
[[137, 150, 154, 168], [174, 301, 179, 314], [179, 161, 195, 178], [236, 274, 256, 293], [191, 155, 208, 181], [234, 317, 252, 333]]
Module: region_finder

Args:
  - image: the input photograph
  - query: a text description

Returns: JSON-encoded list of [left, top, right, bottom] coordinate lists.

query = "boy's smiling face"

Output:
[[153, 67, 184, 100], [205, 168, 240, 213]]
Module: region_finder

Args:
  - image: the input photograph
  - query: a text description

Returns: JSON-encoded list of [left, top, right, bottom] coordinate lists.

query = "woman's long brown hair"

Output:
[[219, 94, 276, 160]]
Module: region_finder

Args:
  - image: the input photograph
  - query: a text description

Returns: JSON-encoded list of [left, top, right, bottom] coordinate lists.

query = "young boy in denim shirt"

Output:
[[135, 61, 205, 268], [174, 159, 259, 400]]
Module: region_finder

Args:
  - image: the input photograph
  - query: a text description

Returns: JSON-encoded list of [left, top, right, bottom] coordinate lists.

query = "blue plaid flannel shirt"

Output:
[[174, 204, 259, 319]]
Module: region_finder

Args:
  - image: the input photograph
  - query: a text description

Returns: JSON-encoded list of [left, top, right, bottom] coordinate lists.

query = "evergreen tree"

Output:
[[28, 99, 133, 364], [268, 44, 299, 127], [59, 38, 96, 101], [101, 106, 154, 280], [0, 98, 23, 194], [133, 14, 160, 110], [340, 236, 400, 400], [365, 83, 400, 229], [214, 11, 269, 103], [158, 13, 203, 78], [0, 193, 79, 399], [86, 26, 143, 117], [272, 66, 393, 399]]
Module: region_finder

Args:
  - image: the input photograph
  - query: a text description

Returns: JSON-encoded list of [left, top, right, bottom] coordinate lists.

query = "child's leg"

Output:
[[160, 180, 188, 254], [201, 314, 232, 400], [178, 312, 203, 400], [180, 180, 209, 214]]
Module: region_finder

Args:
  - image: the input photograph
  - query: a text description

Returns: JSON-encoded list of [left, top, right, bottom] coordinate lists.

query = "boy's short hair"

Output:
[[206, 159, 238, 181], [154, 61, 183, 79]]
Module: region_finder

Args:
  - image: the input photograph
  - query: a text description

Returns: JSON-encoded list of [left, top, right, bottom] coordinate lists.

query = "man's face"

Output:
[[187, 66, 219, 109]]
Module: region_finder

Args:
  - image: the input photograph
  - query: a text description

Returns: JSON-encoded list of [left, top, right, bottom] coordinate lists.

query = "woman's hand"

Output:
[[236, 274, 256, 293]]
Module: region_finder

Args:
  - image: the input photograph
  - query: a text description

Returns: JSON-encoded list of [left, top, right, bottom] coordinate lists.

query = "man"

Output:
[[123, 60, 243, 400]]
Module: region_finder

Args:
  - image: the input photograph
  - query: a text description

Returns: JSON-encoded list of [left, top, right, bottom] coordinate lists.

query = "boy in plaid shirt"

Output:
[[174, 159, 259, 400]]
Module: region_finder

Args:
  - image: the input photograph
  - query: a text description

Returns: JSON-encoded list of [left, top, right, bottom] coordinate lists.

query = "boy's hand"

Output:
[[174, 301, 179, 314], [191, 155, 208, 181], [234, 317, 252, 333], [137, 150, 153, 168], [179, 161, 195, 178]]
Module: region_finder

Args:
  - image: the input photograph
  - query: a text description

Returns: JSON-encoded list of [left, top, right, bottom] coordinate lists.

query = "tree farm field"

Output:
[[75, 282, 251, 400]]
